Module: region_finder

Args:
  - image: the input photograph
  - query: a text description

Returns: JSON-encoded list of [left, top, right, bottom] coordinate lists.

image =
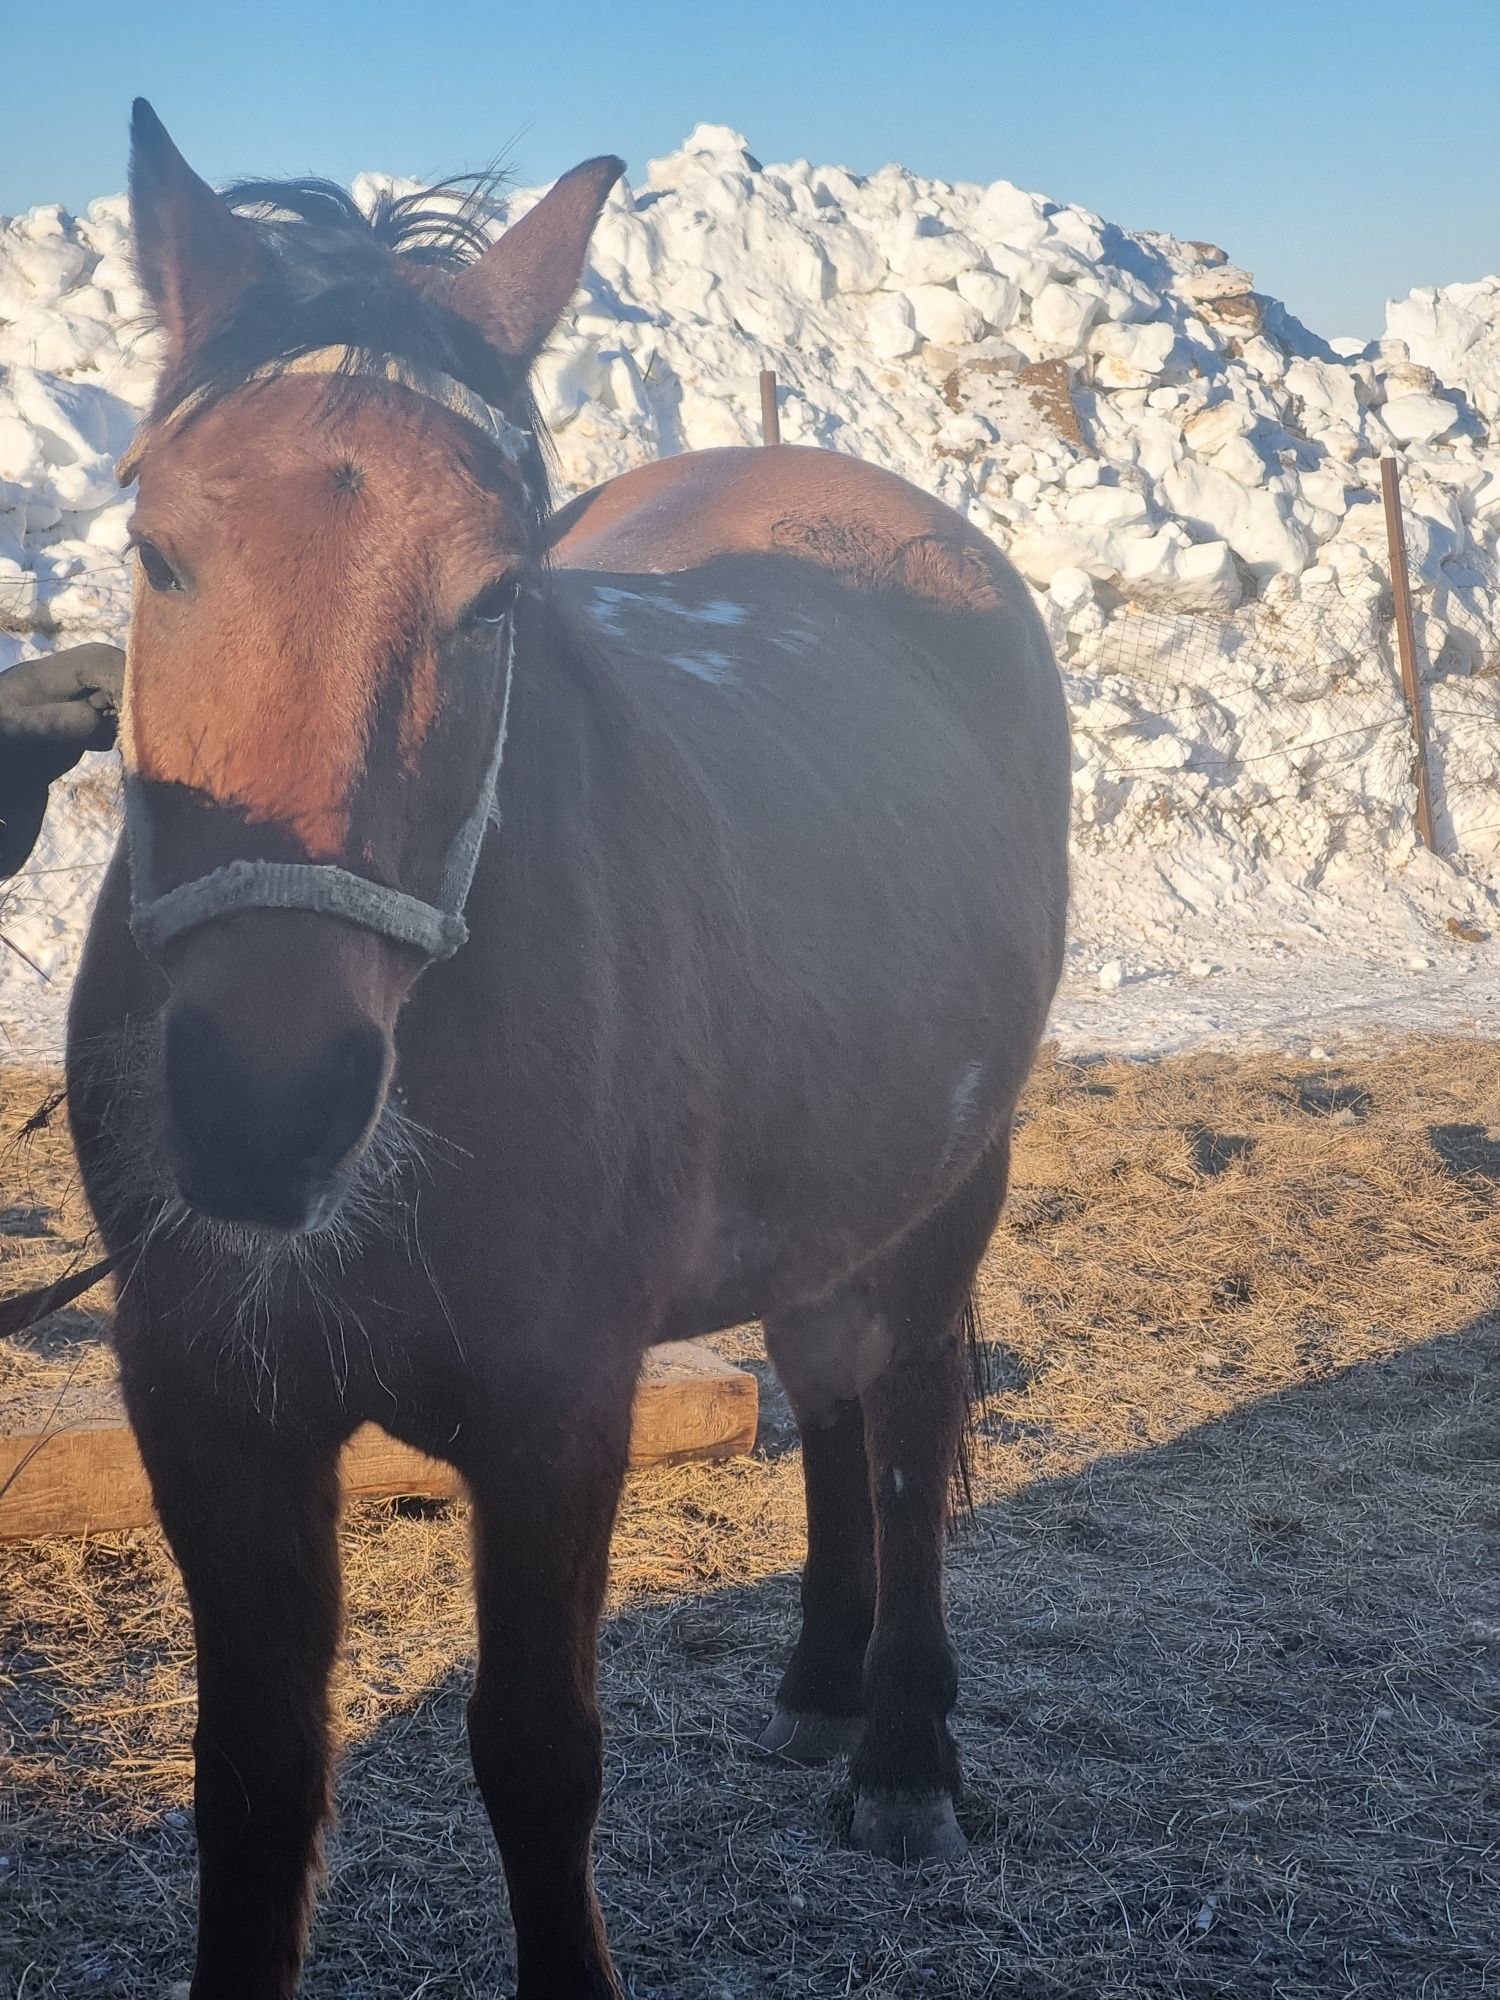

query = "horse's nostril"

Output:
[[317, 1023, 389, 1173], [163, 1006, 390, 1228]]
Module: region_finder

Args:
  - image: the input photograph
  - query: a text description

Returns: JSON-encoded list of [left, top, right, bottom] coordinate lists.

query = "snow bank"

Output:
[[4, 128, 1500, 1056]]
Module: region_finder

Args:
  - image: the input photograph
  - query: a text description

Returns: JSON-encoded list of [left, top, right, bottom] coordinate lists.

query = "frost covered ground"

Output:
[[4, 124, 1500, 1057]]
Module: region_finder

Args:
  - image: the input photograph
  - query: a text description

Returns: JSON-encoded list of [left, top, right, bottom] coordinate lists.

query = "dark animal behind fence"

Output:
[[63, 99, 1071, 1999]]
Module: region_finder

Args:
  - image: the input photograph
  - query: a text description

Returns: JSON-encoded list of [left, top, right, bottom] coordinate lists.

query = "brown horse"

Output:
[[66, 101, 1070, 1998]]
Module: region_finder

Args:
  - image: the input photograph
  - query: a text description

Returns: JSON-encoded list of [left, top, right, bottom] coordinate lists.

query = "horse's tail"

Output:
[[951, 1284, 994, 1523]]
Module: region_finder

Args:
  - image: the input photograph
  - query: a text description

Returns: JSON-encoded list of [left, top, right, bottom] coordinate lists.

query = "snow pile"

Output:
[[5, 126, 1500, 1055], [1387, 276, 1500, 427]]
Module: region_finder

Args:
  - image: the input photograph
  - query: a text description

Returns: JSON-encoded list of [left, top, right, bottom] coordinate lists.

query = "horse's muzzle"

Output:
[[163, 1002, 390, 1231]]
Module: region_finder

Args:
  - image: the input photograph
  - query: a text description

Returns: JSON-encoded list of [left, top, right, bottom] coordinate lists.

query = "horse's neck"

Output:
[[479, 589, 712, 954], [520, 584, 685, 801]]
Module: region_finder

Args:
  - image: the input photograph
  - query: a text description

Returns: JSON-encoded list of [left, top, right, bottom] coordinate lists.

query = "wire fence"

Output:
[[1055, 544, 1500, 874], [4, 470, 1500, 1050]]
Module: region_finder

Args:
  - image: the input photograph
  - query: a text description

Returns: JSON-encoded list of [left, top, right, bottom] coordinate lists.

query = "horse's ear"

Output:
[[449, 156, 624, 365], [129, 98, 269, 364]]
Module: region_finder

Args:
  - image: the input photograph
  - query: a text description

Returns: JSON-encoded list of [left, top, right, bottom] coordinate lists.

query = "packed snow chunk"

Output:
[[955, 269, 1019, 332], [1162, 460, 1313, 578], [1387, 279, 1500, 419], [819, 221, 887, 295], [1381, 391, 1461, 445], [590, 208, 662, 289], [12, 368, 134, 466], [0, 555, 37, 618], [1173, 540, 1241, 609], [936, 412, 996, 453], [0, 305, 114, 374], [865, 292, 921, 360], [1116, 529, 1243, 612], [1176, 263, 1255, 306], [1049, 565, 1096, 614], [1180, 398, 1257, 458], [973, 180, 1052, 253], [532, 340, 612, 427], [1089, 319, 1179, 388], [905, 284, 985, 349], [0, 412, 43, 485], [0, 208, 87, 307], [887, 213, 987, 288], [1285, 356, 1362, 429], [1062, 481, 1150, 532], [1030, 278, 1101, 350], [680, 124, 756, 163]]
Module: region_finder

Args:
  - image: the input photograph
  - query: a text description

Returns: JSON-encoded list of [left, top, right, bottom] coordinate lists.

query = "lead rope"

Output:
[[0, 1253, 115, 1339]]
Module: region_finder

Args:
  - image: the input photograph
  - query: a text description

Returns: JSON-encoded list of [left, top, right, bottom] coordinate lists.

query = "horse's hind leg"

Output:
[[850, 1133, 1012, 1863], [122, 1351, 343, 1999], [758, 1304, 876, 1763]]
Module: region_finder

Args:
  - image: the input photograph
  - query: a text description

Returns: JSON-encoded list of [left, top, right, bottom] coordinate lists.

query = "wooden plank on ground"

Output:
[[0, 1341, 757, 1542]]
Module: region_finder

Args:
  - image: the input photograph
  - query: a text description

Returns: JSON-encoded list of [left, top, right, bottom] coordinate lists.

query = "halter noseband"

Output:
[[119, 346, 524, 965]]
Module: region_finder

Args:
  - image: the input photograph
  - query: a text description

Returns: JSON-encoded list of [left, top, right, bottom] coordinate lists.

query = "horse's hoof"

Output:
[[756, 1707, 863, 1764], [850, 1790, 969, 1864]]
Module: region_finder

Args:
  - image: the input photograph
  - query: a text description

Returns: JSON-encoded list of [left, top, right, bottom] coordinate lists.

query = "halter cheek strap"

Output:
[[125, 616, 515, 963], [119, 347, 525, 964]]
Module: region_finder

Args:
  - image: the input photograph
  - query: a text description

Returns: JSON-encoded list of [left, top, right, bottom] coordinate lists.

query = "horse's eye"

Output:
[[134, 539, 183, 594], [465, 575, 519, 628]]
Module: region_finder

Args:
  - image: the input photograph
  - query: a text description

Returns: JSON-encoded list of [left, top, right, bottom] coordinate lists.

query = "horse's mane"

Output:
[[150, 171, 553, 512]]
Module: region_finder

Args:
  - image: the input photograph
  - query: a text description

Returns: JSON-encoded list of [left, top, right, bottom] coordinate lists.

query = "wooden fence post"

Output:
[[1380, 455, 1439, 852], [759, 368, 780, 446]]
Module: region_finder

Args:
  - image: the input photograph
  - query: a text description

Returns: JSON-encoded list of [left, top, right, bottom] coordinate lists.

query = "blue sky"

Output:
[[6, 0, 1498, 337]]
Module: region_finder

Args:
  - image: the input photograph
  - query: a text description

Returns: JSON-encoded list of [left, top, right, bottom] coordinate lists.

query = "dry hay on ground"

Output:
[[2, 1038, 1498, 1998]]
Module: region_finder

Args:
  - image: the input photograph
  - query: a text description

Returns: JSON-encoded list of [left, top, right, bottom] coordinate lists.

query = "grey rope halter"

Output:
[[118, 346, 526, 965]]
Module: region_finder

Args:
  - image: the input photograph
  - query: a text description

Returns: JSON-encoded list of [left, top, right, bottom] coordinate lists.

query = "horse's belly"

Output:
[[657, 991, 1047, 1339]]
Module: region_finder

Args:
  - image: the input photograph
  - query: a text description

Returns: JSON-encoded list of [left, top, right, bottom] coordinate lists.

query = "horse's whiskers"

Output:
[[76, 1021, 428, 1402]]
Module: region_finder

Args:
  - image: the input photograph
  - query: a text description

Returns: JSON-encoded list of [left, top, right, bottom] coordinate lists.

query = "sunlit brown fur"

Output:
[[126, 378, 529, 856], [551, 443, 1009, 613]]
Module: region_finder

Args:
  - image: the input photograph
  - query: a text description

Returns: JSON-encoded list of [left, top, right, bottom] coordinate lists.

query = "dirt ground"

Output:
[[2, 1039, 1498, 1999]]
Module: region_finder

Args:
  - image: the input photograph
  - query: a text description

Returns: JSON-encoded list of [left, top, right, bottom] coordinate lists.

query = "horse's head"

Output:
[[120, 101, 620, 1232]]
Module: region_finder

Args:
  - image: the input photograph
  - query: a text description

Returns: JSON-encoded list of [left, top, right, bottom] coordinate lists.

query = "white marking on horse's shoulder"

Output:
[[937, 1060, 986, 1175], [586, 582, 647, 636], [633, 590, 748, 628], [668, 650, 737, 686], [773, 623, 817, 654], [951, 1060, 984, 1132]]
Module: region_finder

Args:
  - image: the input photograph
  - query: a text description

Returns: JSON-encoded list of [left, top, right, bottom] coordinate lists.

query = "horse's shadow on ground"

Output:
[[296, 1319, 1498, 2000]]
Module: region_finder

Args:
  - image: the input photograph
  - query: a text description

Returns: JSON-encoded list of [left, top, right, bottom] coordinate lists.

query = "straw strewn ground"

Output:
[[3, 1039, 1498, 1998]]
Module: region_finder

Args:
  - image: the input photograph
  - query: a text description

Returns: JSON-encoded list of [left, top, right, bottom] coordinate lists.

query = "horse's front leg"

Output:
[[458, 1347, 638, 2000], [123, 1352, 343, 2000]]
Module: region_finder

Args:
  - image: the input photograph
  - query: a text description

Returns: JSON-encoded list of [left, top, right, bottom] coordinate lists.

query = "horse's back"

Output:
[[553, 444, 1019, 619], [550, 444, 1067, 768]]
